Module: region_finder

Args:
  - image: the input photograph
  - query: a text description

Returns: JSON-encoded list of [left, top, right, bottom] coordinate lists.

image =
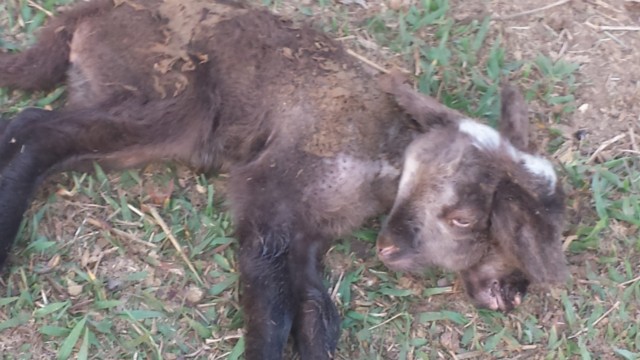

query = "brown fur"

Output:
[[0, 1, 567, 358]]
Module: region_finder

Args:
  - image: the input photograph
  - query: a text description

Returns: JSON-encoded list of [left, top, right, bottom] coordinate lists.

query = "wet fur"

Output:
[[0, 1, 567, 358]]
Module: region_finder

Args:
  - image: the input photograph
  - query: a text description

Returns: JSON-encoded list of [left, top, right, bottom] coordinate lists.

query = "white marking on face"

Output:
[[518, 152, 557, 190], [458, 119, 557, 192], [397, 149, 420, 200], [459, 119, 500, 150]]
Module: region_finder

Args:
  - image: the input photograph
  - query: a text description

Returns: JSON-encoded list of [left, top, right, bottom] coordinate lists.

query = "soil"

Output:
[[488, 0, 640, 158]]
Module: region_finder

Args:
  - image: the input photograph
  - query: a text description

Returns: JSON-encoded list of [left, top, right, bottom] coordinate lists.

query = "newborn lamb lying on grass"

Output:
[[0, 0, 568, 358]]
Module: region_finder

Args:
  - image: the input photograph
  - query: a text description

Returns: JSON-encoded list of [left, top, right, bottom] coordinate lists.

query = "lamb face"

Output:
[[377, 78, 568, 311]]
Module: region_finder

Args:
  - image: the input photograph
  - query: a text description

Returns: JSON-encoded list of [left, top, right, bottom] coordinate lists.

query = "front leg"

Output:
[[290, 240, 341, 360], [238, 222, 341, 360], [237, 221, 295, 360], [231, 155, 343, 359]]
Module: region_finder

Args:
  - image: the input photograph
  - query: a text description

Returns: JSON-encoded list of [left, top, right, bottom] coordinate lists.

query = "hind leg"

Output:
[[0, 106, 167, 267]]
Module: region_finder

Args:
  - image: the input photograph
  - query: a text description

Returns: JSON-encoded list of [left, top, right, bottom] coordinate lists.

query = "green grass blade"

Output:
[[57, 316, 87, 360]]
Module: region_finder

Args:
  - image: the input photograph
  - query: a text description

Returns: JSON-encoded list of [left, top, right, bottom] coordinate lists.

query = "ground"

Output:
[[0, 0, 639, 359], [491, 0, 640, 156]]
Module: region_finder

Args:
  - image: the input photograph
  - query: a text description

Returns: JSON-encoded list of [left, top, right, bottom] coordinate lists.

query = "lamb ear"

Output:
[[499, 84, 532, 152], [490, 179, 569, 284], [378, 70, 464, 132]]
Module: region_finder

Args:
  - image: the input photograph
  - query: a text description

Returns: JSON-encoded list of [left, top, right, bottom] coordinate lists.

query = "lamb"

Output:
[[0, 0, 568, 358]]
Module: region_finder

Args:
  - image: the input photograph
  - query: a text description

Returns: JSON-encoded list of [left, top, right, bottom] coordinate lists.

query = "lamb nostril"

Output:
[[377, 245, 399, 258], [512, 293, 522, 307], [489, 280, 500, 297]]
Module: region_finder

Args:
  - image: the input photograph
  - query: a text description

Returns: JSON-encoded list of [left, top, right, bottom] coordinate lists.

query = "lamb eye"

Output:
[[451, 218, 472, 228]]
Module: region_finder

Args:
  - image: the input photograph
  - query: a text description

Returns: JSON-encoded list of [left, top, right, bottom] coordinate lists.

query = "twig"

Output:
[[184, 348, 206, 359], [455, 351, 485, 360], [127, 204, 146, 218], [112, 228, 158, 247], [568, 301, 620, 339], [562, 235, 577, 251], [212, 353, 232, 360], [598, 25, 640, 31], [368, 312, 405, 330], [205, 332, 244, 344], [28, 0, 54, 17], [587, 133, 626, 164], [334, 35, 356, 41], [541, 22, 560, 38], [619, 275, 640, 287], [330, 271, 345, 301], [630, 126, 638, 153], [495, 0, 570, 20], [555, 41, 569, 60], [603, 31, 628, 48], [586, 22, 640, 32], [86, 217, 157, 248], [447, 350, 460, 360], [345, 49, 389, 74], [145, 205, 204, 285], [593, 0, 623, 12]]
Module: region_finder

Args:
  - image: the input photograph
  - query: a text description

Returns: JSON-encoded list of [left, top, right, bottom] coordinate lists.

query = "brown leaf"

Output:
[[185, 285, 205, 305], [67, 279, 83, 297], [439, 328, 460, 351]]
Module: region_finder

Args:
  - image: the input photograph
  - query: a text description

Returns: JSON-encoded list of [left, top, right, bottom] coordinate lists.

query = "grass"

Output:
[[1, 0, 639, 359]]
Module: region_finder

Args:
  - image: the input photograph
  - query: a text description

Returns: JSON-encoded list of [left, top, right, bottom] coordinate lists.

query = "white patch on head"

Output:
[[459, 119, 501, 150], [458, 119, 557, 193], [397, 149, 420, 200], [517, 153, 557, 190]]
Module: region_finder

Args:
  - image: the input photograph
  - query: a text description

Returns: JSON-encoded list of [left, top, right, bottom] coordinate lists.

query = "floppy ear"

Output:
[[490, 179, 569, 284], [499, 84, 533, 152], [378, 70, 464, 132]]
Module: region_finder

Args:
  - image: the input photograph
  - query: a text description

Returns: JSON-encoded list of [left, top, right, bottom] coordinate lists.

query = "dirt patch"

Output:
[[486, 0, 640, 157]]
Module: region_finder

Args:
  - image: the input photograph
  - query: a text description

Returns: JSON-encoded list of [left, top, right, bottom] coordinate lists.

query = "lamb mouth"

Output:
[[378, 254, 423, 273], [489, 281, 524, 312]]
